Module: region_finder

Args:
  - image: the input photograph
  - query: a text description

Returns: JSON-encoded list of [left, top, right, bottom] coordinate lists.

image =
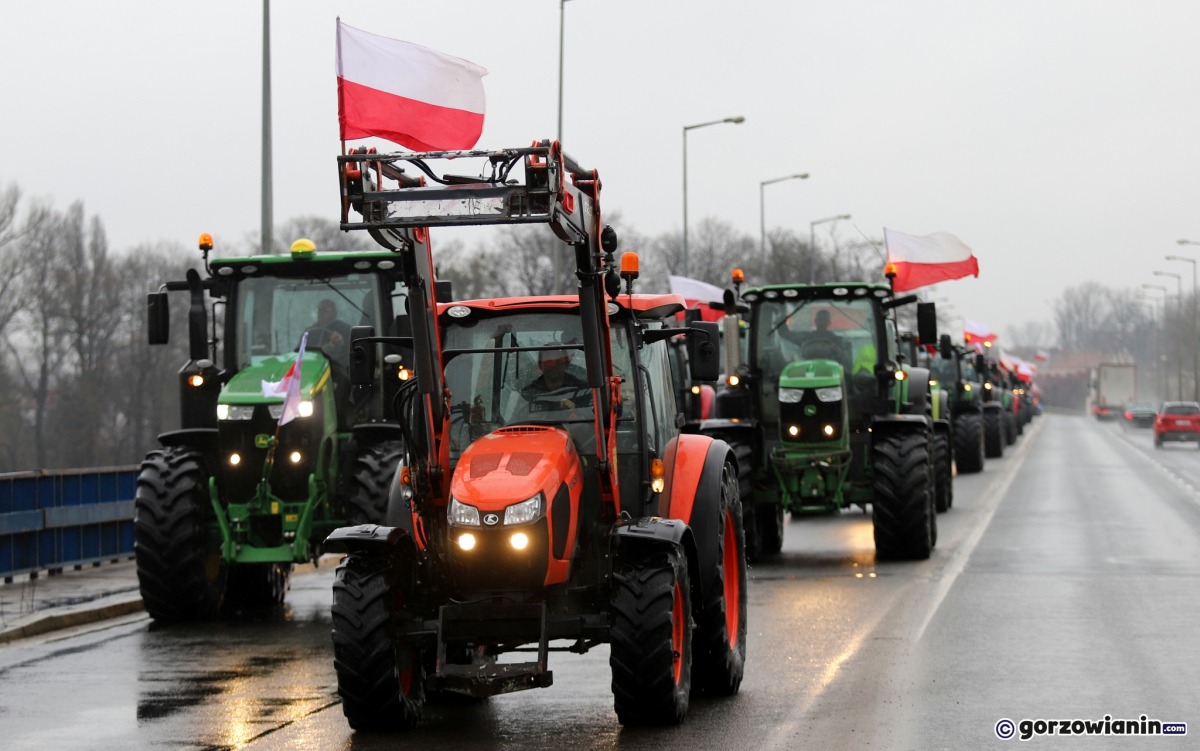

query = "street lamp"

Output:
[[1140, 293, 1165, 399], [557, 0, 577, 143], [1166, 252, 1198, 400], [760, 173, 809, 272], [682, 115, 745, 277], [1146, 281, 1180, 399], [809, 213, 852, 283]]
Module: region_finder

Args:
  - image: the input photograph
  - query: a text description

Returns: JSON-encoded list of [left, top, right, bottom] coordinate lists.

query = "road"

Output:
[[1, 413, 1196, 750]]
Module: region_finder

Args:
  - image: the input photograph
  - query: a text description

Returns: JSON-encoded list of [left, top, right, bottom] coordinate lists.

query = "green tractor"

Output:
[[704, 281, 945, 561], [898, 332, 953, 513], [929, 336, 987, 478], [134, 235, 413, 620]]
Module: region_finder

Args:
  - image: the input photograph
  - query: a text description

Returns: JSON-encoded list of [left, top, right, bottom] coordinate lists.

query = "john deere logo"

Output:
[[482, 513, 500, 526], [255, 434, 272, 449], [804, 405, 818, 416]]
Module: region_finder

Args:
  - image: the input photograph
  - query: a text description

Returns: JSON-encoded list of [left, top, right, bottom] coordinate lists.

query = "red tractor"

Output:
[[324, 142, 748, 728]]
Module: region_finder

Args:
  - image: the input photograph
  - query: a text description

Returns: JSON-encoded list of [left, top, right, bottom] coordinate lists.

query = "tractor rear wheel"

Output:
[[345, 441, 404, 525], [332, 553, 424, 731], [983, 408, 1005, 458], [134, 447, 226, 621], [933, 431, 952, 513], [953, 412, 985, 473], [693, 461, 747, 697], [872, 431, 934, 561], [610, 547, 693, 725]]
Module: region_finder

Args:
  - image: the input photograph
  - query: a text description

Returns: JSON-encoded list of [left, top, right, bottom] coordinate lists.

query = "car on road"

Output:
[[1154, 401, 1200, 448], [1123, 402, 1157, 429]]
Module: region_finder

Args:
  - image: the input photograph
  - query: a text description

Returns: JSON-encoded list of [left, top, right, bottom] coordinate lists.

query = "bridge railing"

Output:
[[0, 466, 139, 581]]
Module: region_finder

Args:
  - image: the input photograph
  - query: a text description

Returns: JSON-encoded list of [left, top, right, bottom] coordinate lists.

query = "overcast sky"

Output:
[[3, 1, 1199, 342]]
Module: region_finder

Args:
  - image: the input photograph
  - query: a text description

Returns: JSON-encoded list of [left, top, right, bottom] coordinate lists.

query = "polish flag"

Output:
[[963, 318, 998, 345], [262, 333, 308, 426], [1035, 350, 1049, 362], [336, 20, 487, 151], [669, 275, 727, 322], [883, 228, 979, 293]]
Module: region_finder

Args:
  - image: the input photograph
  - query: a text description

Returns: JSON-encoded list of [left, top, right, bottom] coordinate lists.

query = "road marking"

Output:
[[912, 416, 1043, 643], [1104, 423, 1200, 509]]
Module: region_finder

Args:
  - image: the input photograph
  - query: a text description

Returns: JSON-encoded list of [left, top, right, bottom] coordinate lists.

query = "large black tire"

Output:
[[692, 462, 748, 697], [871, 431, 934, 561], [345, 441, 404, 525], [610, 547, 693, 726], [331, 554, 425, 731], [983, 408, 1005, 459], [933, 431, 952, 513], [1004, 411, 1017, 446], [953, 412, 985, 474], [134, 447, 226, 621]]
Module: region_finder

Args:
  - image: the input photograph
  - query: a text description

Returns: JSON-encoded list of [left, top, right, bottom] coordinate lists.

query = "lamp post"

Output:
[[1139, 295, 1164, 399], [1145, 282, 1176, 399], [557, 0, 576, 143], [809, 213, 852, 283], [1155, 270, 1184, 399], [1167, 251, 1198, 400], [682, 116, 745, 277], [759, 173, 809, 273]]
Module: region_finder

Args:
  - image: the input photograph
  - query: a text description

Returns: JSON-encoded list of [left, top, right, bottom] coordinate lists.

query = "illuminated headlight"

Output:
[[727, 374, 740, 387], [690, 385, 701, 395], [218, 404, 255, 420], [788, 425, 800, 437], [963, 383, 973, 392], [510, 532, 530, 550], [984, 382, 993, 390], [823, 424, 836, 436], [289, 451, 303, 464], [268, 400, 313, 419], [457, 533, 477, 551], [503, 493, 545, 526], [229, 452, 242, 466], [448, 497, 481, 526], [815, 386, 843, 402], [929, 379, 939, 387], [779, 388, 804, 403]]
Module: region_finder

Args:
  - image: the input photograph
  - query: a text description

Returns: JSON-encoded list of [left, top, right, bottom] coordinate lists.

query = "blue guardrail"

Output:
[[0, 466, 139, 581]]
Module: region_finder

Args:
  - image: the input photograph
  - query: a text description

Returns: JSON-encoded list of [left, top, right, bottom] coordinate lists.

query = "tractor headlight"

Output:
[[779, 388, 804, 403], [815, 386, 843, 403], [503, 493, 545, 526], [448, 497, 481, 526], [218, 404, 255, 421], [268, 400, 314, 420]]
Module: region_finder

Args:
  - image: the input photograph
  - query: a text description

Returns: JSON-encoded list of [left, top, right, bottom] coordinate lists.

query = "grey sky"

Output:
[[2, 1, 1198, 342]]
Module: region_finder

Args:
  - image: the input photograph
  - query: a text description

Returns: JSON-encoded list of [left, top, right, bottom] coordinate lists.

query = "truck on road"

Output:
[[1093, 362, 1137, 420]]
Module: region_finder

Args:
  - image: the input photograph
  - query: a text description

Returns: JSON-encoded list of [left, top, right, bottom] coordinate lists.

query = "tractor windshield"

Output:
[[442, 311, 628, 458], [755, 297, 880, 385], [235, 274, 383, 370]]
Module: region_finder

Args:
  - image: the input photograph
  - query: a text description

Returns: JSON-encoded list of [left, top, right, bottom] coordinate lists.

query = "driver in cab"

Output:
[[308, 299, 352, 363], [522, 348, 590, 411]]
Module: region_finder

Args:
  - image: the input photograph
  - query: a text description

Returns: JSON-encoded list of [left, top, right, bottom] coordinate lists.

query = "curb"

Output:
[[0, 596, 146, 645]]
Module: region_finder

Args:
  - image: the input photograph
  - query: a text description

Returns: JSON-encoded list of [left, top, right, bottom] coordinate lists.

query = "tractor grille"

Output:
[[779, 391, 842, 444]]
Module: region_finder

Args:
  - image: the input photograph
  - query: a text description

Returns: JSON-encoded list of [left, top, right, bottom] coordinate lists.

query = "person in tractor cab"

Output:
[[521, 348, 591, 412], [789, 308, 849, 364], [307, 298, 353, 363]]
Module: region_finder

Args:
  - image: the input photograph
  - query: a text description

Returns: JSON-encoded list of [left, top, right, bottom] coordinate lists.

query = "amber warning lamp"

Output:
[[731, 268, 745, 284]]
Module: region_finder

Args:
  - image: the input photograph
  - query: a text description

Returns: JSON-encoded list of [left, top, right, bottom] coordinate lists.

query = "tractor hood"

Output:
[[779, 359, 844, 390], [450, 426, 581, 512], [220, 352, 331, 404]]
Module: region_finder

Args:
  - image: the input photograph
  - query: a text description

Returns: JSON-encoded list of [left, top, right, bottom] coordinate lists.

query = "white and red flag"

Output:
[[1035, 350, 1049, 362], [668, 275, 726, 322], [963, 318, 998, 346], [262, 333, 308, 426], [336, 19, 487, 151], [883, 228, 979, 293]]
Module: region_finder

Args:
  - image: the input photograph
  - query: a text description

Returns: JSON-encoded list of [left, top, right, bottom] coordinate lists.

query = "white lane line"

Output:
[[912, 416, 1044, 643], [1104, 423, 1200, 508]]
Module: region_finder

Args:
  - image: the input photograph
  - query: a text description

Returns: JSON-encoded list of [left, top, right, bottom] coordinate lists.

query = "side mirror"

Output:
[[147, 292, 169, 345], [349, 325, 376, 386], [687, 321, 721, 382], [435, 279, 453, 303], [917, 302, 938, 345], [939, 333, 953, 360]]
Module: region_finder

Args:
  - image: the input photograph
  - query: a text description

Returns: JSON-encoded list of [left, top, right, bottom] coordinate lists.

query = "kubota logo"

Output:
[[483, 513, 500, 526]]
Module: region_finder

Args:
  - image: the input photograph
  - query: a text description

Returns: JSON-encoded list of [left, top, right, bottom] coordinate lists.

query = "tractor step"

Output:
[[431, 601, 552, 698]]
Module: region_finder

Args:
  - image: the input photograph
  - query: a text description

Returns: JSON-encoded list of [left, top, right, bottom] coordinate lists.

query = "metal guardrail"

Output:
[[0, 466, 139, 581]]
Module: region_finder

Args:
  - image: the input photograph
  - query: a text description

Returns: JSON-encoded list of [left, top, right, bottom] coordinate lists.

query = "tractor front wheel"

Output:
[[331, 554, 424, 731], [610, 547, 693, 725], [933, 431, 952, 513], [693, 461, 747, 697], [953, 412, 985, 474], [872, 431, 935, 561], [134, 447, 226, 622]]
